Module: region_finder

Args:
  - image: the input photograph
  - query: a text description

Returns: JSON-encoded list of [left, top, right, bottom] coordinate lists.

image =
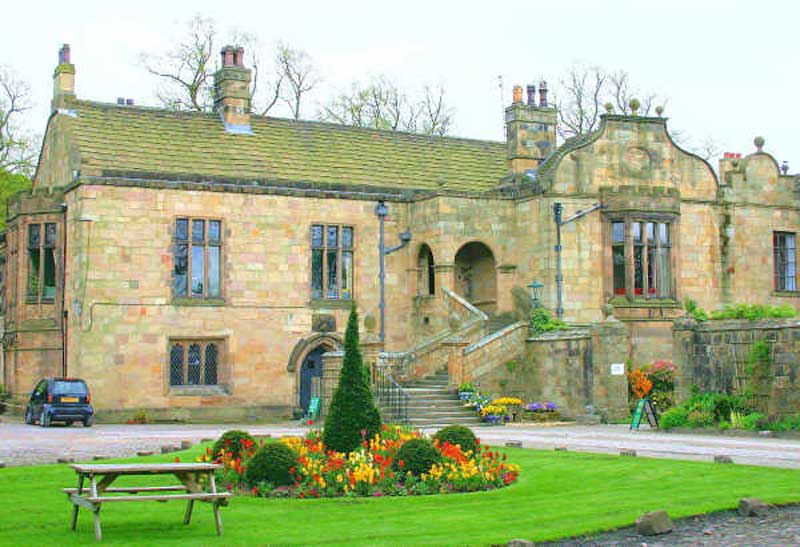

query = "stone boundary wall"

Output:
[[673, 317, 800, 415]]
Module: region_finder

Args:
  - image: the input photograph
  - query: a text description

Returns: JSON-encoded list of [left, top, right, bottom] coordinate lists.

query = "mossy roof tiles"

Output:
[[64, 100, 508, 193]]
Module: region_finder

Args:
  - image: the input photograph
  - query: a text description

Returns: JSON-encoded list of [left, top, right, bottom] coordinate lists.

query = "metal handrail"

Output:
[[374, 362, 410, 425]]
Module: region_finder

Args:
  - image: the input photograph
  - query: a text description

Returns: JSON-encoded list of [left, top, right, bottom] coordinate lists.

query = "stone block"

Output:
[[161, 445, 176, 454], [201, 438, 214, 443], [620, 449, 637, 457], [554, 445, 568, 451], [505, 441, 523, 448], [738, 498, 769, 517], [137, 451, 154, 457], [92, 455, 105, 461], [180, 440, 193, 450], [507, 540, 534, 547], [635, 510, 673, 536], [714, 455, 733, 464], [57, 457, 75, 464]]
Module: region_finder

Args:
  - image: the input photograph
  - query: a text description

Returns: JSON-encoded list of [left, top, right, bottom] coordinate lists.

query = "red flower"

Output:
[[174, 456, 181, 463], [289, 466, 297, 475], [398, 460, 405, 468], [252, 486, 259, 495]]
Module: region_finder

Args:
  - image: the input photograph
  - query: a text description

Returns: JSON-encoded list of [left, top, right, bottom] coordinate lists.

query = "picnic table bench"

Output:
[[63, 462, 232, 541]]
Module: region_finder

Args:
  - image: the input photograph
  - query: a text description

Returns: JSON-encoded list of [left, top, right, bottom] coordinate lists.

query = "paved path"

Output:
[[2, 419, 800, 468]]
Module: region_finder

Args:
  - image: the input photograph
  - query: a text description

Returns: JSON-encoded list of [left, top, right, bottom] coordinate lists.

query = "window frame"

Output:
[[25, 222, 58, 305], [606, 214, 676, 302], [172, 217, 223, 300], [773, 231, 798, 292], [310, 223, 355, 301], [167, 338, 224, 388]]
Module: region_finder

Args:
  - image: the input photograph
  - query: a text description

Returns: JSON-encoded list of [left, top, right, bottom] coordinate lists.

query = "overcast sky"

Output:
[[3, 0, 798, 172]]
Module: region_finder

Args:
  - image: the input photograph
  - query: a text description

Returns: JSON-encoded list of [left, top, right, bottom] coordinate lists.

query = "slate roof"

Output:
[[61, 100, 508, 193]]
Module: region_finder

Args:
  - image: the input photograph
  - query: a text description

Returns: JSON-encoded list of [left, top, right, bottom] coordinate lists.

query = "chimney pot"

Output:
[[526, 85, 536, 107], [236, 47, 245, 67], [126, 98, 134, 106], [538, 80, 548, 107], [117, 97, 125, 105], [58, 44, 71, 65], [512, 85, 523, 104], [221, 46, 235, 67]]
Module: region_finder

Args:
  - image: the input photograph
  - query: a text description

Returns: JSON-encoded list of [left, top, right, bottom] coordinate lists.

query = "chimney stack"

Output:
[[526, 85, 536, 107], [512, 85, 523, 104], [538, 81, 548, 107], [52, 44, 75, 111], [214, 45, 252, 132]]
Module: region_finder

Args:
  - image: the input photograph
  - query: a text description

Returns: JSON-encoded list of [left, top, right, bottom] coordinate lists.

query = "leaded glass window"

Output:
[[173, 218, 222, 299], [26, 222, 57, 304], [168, 339, 222, 387], [774, 232, 797, 291], [311, 224, 354, 300]]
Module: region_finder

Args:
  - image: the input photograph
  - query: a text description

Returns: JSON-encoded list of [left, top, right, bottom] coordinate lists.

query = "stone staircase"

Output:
[[400, 369, 484, 429], [485, 313, 517, 335]]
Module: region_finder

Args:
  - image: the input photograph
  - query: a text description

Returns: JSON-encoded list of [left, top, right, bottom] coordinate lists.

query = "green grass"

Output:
[[2, 444, 800, 545]]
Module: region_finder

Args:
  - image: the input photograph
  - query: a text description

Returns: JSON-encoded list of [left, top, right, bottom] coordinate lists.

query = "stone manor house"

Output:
[[1, 44, 798, 421]]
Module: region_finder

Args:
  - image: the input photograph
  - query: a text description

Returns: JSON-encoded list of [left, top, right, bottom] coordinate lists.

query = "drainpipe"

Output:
[[375, 201, 412, 344], [60, 203, 68, 377]]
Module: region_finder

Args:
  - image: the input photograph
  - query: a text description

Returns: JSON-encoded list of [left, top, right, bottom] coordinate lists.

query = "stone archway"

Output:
[[454, 241, 497, 314], [417, 244, 436, 296], [287, 333, 343, 413]]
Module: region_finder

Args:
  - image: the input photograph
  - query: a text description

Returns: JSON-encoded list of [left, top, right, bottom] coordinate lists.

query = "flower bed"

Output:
[[522, 401, 561, 422], [201, 425, 519, 498]]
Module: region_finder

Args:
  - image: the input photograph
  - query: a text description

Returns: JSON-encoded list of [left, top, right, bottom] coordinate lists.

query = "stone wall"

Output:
[[673, 316, 800, 415]]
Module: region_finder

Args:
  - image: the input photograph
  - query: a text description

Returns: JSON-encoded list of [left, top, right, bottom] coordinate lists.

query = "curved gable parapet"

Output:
[[723, 148, 795, 205], [545, 115, 718, 200]]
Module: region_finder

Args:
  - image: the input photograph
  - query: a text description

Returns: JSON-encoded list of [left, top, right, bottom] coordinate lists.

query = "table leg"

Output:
[[209, 473, 223, 536], [71, 474, 84, 531], [93, 506, 102, 542], [184, 499, 194, 525]]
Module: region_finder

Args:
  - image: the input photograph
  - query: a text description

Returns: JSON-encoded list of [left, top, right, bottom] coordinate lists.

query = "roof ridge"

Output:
[[73, 99, 505, 147]]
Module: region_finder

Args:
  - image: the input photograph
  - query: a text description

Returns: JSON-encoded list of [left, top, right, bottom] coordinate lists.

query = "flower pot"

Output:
[[459, 391, 473, 401]]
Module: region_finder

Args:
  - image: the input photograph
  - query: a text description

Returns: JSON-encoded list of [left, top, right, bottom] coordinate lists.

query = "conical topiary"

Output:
[[322, 303, 382, 452]]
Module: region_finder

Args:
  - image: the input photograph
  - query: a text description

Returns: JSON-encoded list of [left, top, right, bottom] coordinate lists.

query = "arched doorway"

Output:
[[299, 346, 326, 413], [417, 244, 435, 296], [454, 241, 497, 314]]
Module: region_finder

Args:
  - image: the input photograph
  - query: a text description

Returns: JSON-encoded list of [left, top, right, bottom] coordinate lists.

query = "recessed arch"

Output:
[[286, 333, 343, 372], [454, 240, 497, 314], [417, 243, 436, 296]]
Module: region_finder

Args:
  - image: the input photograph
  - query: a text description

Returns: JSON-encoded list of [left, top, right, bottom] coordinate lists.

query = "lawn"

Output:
[[1, 443, 799, 545]]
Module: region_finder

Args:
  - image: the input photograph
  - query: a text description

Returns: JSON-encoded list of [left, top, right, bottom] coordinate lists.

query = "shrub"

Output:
[[718, 420, 732, 431], [742, 412, 766, 431], [683, 297, 709, 321], [457, 382, 475, 393], [433, 425, 478, 452], [394, 438, 441, 476], [710, 303, 796, 321], [244, 442, 297, 487], [687, 410, 715, 428], [659, 408, 689, 430], [529, 307, 568, 334], [323, 303, 382, 453], [213, 430, 255, 461]]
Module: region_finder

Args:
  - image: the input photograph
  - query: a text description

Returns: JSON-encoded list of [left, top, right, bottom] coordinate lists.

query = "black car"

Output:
[[25, 378, 94, 427]]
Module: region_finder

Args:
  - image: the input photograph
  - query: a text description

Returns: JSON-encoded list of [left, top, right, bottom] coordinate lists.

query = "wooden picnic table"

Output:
[[63, 462, 232, 541]]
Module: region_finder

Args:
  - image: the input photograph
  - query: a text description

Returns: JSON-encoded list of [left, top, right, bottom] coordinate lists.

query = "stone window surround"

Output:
[[604, 212, 679, 305], [310, 223, 354, 302], [167, 337, 226, 393], [773, 231, 798, 292], [25, 222, 58, 305], [172, 216, 223, 302]]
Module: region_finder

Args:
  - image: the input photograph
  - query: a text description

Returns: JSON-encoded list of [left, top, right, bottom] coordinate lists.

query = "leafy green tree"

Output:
[[0, 168, 31, 230], [322, 303, 381, 452]]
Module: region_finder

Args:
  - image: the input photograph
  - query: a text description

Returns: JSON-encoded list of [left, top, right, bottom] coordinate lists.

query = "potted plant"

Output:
[[458, 382, 475, 400], [480, 404, 507, 425]]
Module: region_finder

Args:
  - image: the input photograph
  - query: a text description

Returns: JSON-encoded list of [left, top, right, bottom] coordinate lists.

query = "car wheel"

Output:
[[83, 416, 93, 428], [65, 420, 74, 427], [24, 407, 34, 425], [40, 410, 51, 428]]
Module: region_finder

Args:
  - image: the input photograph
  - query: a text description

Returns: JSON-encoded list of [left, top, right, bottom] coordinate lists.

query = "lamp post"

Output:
[[552, 201, 604, 321], [375, 201, 412, 344], [527, 280, 544, 309]]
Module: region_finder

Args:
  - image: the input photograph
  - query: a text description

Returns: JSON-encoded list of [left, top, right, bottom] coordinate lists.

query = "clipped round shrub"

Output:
[[213, 430, 255, 461], [244, 442, 298, 487], [394, 438, 440, 476], [433, 425, 477, 452], [659, 408, 689, 430]]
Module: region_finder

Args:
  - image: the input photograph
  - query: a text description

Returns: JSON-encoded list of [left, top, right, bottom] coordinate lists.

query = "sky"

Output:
[[3, 0, 799, 172]]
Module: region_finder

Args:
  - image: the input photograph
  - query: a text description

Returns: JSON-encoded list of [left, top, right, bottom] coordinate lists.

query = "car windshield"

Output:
[[52, 381, 88, 395]]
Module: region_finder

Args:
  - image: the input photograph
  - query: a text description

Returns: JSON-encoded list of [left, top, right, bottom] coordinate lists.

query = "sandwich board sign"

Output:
[[630, 398, 659, 430]]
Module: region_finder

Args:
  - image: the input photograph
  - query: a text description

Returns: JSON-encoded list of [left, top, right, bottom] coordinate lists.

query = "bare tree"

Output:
[[140, 15, 216, 112], [0, 66, 37, 175], [553, 63, 663, 140], [277, 43, 318, 120], [319, 77, 454, 136]]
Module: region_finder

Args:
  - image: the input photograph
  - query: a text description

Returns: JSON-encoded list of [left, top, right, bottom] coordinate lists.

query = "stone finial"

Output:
[[629, 98, 640, 115], [781, 161, 789, 175], [512, 85, 523, 104], [604, 102, 614, 114], [754, 136, 765, 152], [655, 105, 664, 117]]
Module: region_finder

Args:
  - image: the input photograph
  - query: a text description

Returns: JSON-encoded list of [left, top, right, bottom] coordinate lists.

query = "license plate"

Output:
[[61, 396, 79, 403]]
